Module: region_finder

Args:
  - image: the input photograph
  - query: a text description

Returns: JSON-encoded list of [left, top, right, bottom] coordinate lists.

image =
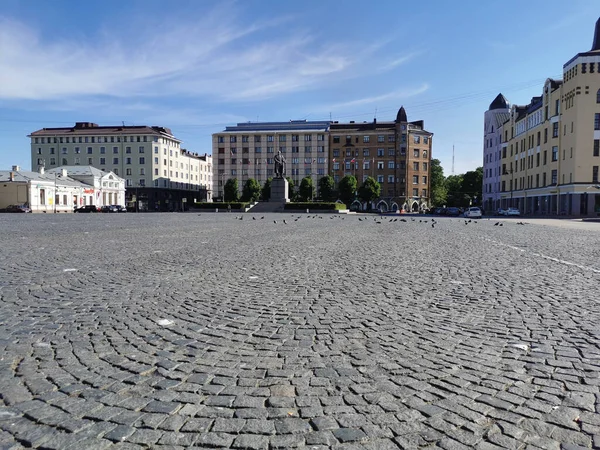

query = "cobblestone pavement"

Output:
[[1, 213, 599, 449]]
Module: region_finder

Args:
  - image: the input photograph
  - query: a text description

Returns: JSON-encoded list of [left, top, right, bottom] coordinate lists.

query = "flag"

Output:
[[332, 158, 336, 163], [351, 158, 356, 163]]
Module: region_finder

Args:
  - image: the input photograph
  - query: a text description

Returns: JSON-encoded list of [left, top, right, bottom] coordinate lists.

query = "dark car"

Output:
[[112, 205, 127, 213], [75, 205, 100, 213], [101, 205, 118, 213], [2, 204, 32, 213], [446, 207, 461, 216]]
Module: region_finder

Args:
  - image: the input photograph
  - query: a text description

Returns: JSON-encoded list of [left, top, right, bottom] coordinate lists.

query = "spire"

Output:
[[489, 93, 509, 111], [396, 106, 407, 123], [592, 17, 600, 51]]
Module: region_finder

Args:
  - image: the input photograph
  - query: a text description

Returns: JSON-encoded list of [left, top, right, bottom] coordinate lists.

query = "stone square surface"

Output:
[[0, 213, 599, 448]]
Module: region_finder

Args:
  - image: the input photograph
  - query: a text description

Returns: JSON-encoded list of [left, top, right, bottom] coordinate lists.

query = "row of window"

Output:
[[218, 134, 326, 143], [331, 161, 429, 171], [221, 146, 327, 154], [33, 135, 161, 144], [500, 166, 599, 191]]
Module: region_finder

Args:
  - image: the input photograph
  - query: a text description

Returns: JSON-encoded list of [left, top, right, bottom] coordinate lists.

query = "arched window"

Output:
[[597, 89, 600, 104]]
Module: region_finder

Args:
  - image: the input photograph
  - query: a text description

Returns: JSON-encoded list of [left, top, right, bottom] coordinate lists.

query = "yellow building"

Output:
[[498, 18, 600, 216]]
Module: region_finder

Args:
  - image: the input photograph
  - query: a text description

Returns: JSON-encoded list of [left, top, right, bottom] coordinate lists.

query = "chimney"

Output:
[[373, 118, 377, 124], [39, 166, 45, 175], [12, 165, 20, 171], [9, 172, 14, 181], [61, 168, 68, 177]]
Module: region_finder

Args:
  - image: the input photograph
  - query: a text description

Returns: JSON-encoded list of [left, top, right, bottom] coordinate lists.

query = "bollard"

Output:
[[215, 208, 218, 213]]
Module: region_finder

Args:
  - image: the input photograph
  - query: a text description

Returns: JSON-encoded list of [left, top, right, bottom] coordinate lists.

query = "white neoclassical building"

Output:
[[0, 165, 125, 213]]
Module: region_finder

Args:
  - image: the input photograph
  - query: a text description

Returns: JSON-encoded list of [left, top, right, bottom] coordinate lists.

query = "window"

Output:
[[551, 169, 558, 185], [423, 137, 429, 144], [595, 113, 600, 131], [594, 140, 600, 157], [126, 168, 132, 176], [423, 150, 428, 158], [140, 168, 145, 175], [100, 147, 106, 154], [388, 175, 394, 183], [126, 157, 131, 164], [422, 162, 428, 171], [552, 122, 559, 137], [388, 161, 395, 169], [413, 136, 420, 144], [87, 157, 93, 164], [552, 146, 558, 162], [377, 148, 384, 157], [377, 161, 384, 170], [412, 188, 419, 197], [139, 146, 145, 153], [332, 136, 340, 144], [304, 135, 312, 142], [363, 136, 370, 143], [218, 136, 224, 143], [597, 89, 600, 104], [594, 166, 599, 183], [113, 158, 118, 164], [413, 162, 419, 171], [100, 158, 106, 165], [377, 175, 384, 183], [422, 176, 427, 184], [422, 189, 428, 197], [154, 146, 159, 154], [378, 136, 385, 143], [139, 157, 145, 164], [139, 179, 146, 186], [413, 149, 419, 158], [278, 135, 286, 142], [113, 147, 118, 154], [412, 175, 419, 184], [388, 149, 395, 156]]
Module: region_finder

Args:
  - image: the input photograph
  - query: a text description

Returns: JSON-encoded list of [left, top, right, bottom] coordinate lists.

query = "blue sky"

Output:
[[1, 0, 598, 176]]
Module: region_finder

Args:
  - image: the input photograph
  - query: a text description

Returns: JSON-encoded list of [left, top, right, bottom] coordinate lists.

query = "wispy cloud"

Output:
[[0, 7, 403, 105], [329, 84, 430, 110]]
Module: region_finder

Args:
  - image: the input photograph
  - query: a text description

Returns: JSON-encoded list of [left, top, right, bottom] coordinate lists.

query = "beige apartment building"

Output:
[[212, 121, 330, 201], [497, 18, 600, 216], [330, 107, 433, 212], [29, 122, 212, 211]]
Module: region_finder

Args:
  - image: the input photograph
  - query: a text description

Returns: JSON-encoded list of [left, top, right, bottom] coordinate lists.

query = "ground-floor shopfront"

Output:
[[125, 187, 210, 212], [500, 185, 600, 216]]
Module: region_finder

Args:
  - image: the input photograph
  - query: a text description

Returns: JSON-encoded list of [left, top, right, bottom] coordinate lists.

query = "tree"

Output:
[[461, 167, 483, 205], [318, 175, 335, 201], [445, 174, 464, 207], [224, 178, 239, 202], [261, 178, 272, 201], [358, 176, 380, 204], [298, 177, 314, 202], [430, 159, 447, 206], [241, 178, 261, 202], [338, 175, 357, 206]]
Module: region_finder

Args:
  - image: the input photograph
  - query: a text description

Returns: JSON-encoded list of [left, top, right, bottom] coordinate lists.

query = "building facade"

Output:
[[496, 18, 600, 216], [483, 94, 510, 213], [330, 107, 433, 212], [0, 165, 125, 213], [212, 121, 330, 200], [29, 122, 212, 211]]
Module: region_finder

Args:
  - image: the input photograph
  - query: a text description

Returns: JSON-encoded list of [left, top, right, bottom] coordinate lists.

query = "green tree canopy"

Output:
[[261, 178, 272, 201], [430, 159, 448, 207], [318, 175, 336, 201], [241, 178, 261, 202], [358, 176, 381, 203], [286, 177, 296, 201], [224, 178, 239, 202], [338, 175, 357, 206], [461, 167, 483, 205], [298, 177, 315, 202]]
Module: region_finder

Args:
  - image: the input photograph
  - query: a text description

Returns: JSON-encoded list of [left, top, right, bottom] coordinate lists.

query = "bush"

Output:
[[284, 202, 347, 211], [193, 202, 250, 210]]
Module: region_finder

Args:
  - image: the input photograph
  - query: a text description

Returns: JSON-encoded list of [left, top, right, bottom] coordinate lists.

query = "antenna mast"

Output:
[[452, 145, 455, 175]]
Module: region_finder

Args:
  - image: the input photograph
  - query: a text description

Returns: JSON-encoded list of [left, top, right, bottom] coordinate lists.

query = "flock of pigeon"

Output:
[[221, 214, 528, 227]]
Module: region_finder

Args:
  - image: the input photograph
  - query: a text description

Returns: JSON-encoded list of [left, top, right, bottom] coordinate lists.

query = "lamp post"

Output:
[[503, 168, 514, 209]]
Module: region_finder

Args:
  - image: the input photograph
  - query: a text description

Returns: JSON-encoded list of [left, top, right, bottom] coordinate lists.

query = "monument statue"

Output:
[[274, 150, 286, 179]]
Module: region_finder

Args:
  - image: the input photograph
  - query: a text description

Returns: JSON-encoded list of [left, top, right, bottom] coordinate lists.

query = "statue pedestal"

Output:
[[270, 178, 290, 203]]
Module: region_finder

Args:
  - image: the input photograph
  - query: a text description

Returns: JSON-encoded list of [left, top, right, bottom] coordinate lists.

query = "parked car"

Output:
[[463, 207, 482, 219], [446, 207, 461, 216], [113, 205, 127, 213], [101, 205, 118, 213], [1, 204, 31, 213], [505, 207, 521, 216], [497, 208, 506, 215], [75, 205, 100, 213]]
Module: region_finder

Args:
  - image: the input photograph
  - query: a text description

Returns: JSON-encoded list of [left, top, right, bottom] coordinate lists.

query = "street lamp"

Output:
[[503, 168, 514, 208]]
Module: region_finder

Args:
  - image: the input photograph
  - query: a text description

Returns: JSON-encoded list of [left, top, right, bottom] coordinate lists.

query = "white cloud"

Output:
[[329, 84, 430, 110], [0, 8, 403, 104]]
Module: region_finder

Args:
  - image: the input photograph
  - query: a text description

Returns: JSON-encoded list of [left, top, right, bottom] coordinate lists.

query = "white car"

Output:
[[505, 207, 520, 216], [464, 207, 482, 219]]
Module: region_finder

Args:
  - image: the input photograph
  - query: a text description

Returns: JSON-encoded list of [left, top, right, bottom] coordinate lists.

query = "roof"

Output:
[[494, 112, 511, 128], [46, 165, 107, 177], [489, 93, 509, 111], [396, 107, 407, 123], [526, 96, 543, 114], [0, 170, 84, 186], [592, 17, 600, 51], [29, 122, 180, 141], [330, 121, 396, 132], [222, 120, 331, 133]]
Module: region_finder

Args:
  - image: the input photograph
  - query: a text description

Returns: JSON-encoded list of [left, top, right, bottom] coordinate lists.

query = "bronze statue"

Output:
[[274, 150, 286, 178]]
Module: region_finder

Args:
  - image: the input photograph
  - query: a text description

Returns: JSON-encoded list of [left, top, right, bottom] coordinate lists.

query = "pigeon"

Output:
[[419, 220, 422, 223], [358, 218, 363, 221], [253, 216, 256, 220], [468, 219, 471, 223], [411, 218, 415, 222], [494, 222, 499, 226], [393, 218, 398, 222], [274, 220, 277, 224], [499, 223, 503, 227], [389, 219, 393, 222], [431, 223, 435, 228], [261, 216, 264, 219], [283, 220, 287, 224], [400, 219, 407, 222]]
